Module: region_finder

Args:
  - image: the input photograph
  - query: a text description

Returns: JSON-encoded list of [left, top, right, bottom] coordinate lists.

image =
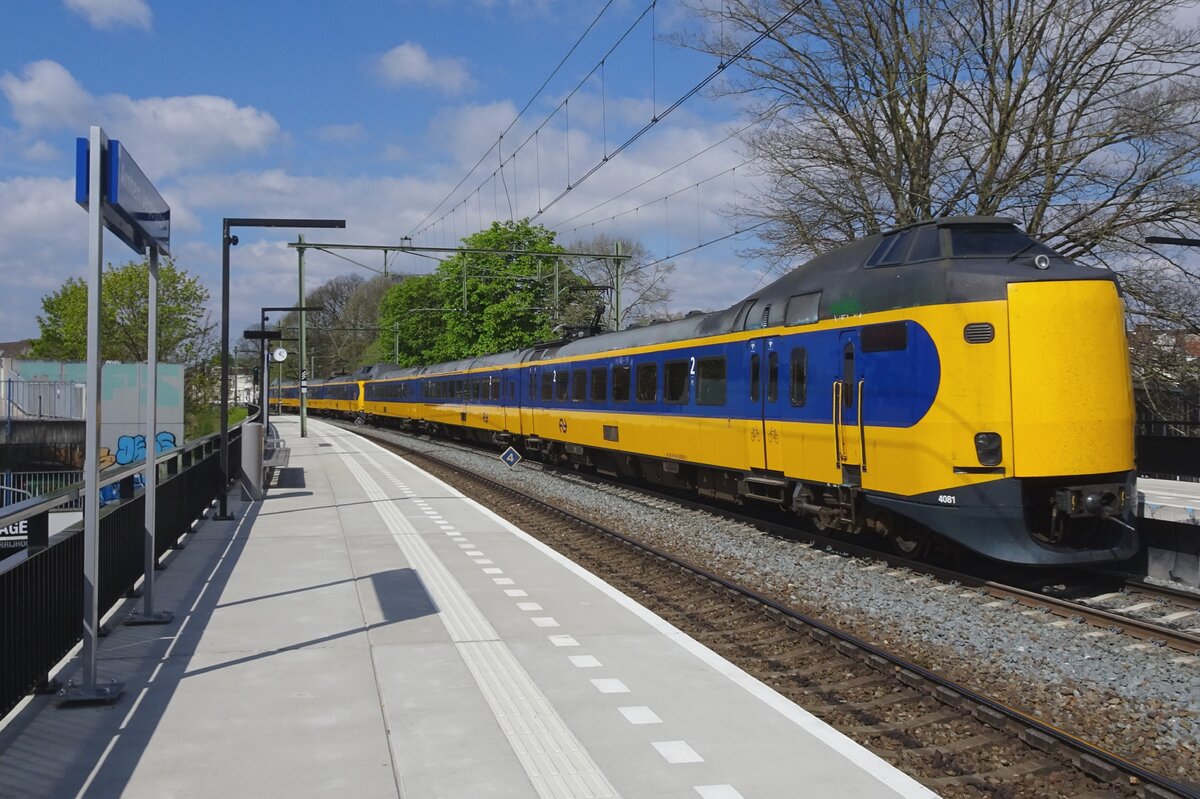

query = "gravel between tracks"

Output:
[[369, 428, 1200, 787]]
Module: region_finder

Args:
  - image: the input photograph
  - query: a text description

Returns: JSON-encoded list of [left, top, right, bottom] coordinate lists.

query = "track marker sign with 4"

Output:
[[501, 447, 523, 468]]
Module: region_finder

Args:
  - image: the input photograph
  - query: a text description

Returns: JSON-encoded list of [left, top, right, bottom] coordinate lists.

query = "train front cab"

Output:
[[856, 279, 1137, 565]]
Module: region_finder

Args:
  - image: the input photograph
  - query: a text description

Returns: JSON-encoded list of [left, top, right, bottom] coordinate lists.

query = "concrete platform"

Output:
[[0, 416, 938, 799]]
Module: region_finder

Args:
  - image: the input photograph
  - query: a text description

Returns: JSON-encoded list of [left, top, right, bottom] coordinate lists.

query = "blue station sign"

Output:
[[75, 137, 170, 256]]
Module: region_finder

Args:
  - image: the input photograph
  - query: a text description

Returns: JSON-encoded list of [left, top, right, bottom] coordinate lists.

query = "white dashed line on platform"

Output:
[[653, 741, 703, 763], [493, 577, 515, 585], [591, 678, 630, 694], [568, 655, 601, 668], [517, 602, 543, 611], [532, 617, 560, 628], [695, 785, 744, 799], [548, 635, 579, 647], [618, 706, 662, 725], [504, 589, 528, 597]]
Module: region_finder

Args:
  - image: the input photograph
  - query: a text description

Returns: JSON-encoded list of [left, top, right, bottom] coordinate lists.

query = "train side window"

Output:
[[590, 367, 607, 401], [740, 300, 761, 330], [508, 380, 515, 401], [636, 363, 657, 402], [612, 365, 631, 402], [555, 370, 569, 401], [767, 351, 779, 403], [697, 357, 726, 406], [471, 380, 480, 400], [790, 348, 807, 406], [842, 343, 855, 408], [861, 321, 908, 352], [541, 371, 553, 401], [572, 369, 587, 401], [664, 360, 689, 404], [908, 226, 941, 261], [867, 229, 914, 267], [785, 292, 821, 326], [750, 353, 761, 402], [734, 299, 757, 330], [491, 377, 500, 401]]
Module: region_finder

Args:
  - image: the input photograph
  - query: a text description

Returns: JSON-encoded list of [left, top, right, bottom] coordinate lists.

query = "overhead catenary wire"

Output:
[[407, 0, 620, 237]]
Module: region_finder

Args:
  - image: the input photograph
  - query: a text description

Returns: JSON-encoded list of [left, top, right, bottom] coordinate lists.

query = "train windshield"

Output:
[[949, 226, 1056, 258]]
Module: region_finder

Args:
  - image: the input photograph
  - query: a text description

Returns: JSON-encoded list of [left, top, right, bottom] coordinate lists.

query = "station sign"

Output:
[[75, 138, 171, 256]]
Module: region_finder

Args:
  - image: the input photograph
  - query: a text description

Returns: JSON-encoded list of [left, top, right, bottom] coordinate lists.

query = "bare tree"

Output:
[[566, 234, 676, 329], [280, 272, 410, 373], [686, 0, 1200, 267]]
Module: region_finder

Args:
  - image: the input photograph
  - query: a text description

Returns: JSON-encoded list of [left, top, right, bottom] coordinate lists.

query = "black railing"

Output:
[[1136, 421, 1200, 479], [0, 425, 243, 721]]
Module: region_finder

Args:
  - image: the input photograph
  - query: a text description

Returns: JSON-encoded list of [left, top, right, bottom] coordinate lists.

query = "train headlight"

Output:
[[974, 432, 1002, 466]]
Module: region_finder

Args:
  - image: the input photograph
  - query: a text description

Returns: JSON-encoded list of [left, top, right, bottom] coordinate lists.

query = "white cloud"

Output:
[[381, 143, 409, 162], [316, 123, 364, 142], [374, 42, 472, 94], [64, 0, 152, 31], [23, 141, 61, 161], [0, 60, 281, 176]]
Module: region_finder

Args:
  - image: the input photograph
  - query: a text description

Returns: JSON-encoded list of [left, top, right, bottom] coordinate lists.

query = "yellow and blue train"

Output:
[[275, 216, 1138, 566]]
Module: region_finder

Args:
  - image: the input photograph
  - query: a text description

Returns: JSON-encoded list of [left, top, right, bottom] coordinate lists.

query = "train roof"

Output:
[[361, 216, 1115, 374]]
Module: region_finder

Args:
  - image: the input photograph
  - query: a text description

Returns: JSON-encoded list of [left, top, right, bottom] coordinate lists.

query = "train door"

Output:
[[745, 339, 767, 469], [835, 330, 863, 485], [762, 337, 785, 471]]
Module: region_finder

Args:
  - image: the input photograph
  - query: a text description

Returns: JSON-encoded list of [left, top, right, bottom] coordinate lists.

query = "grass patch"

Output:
[[186, 404, 249, 441]]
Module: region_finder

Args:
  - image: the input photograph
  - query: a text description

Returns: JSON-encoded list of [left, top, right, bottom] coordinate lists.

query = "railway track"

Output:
[[331, 419, 1200, 656], [341, 422, 1199, 798]]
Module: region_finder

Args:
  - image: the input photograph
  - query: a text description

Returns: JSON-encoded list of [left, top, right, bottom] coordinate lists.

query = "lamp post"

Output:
[[218, 218, 344, 520], [258, 305, 321, 437]]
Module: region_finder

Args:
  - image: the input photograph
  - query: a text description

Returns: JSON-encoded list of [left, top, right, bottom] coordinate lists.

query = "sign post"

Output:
[[67, 126, 172, 705]]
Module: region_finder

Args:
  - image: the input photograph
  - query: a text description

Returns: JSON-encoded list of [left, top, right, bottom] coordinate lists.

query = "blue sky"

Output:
[[0, 0, 767, 345]]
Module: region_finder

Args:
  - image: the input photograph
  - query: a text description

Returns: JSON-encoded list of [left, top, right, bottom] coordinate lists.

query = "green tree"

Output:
[[31, 259, 218, 437], [378, 220, 594, 365]]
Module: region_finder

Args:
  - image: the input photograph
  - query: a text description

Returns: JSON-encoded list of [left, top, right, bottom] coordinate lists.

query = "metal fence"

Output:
[[1136, 420, 1200, 480], [0, 426, 243, 720], [1, 379, 85, 421], [1, 471, 84, 510]]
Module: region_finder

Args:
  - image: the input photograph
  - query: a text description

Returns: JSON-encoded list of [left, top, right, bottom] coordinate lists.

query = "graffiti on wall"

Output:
[[98, 431, 178, 469]]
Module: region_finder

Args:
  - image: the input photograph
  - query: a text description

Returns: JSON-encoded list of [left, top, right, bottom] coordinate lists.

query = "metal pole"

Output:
[[261, 312, 269, 439], [81, 125, 103, 696], [298, 234, 308, 437], [68, 125, 122, 702], [216, 219, 234, 520], [613, 241, 623, 330], [129, 247, 171, 625]]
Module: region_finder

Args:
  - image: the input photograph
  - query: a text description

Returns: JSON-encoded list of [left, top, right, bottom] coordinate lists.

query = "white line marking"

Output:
[[517, 602, 543, 611], [493, 577, 515, 585], [618, 706, 661, 724], [483, 568, 503, 575], [548, 635, 579, 647], [653, 741, 703, 763], [324, 433, 617, 799], [591, 678, 629, 694], [474, 558, 494, 565], [504, 589, 528, 597], [466, 550, 485, 557], [568, 655, 602, 668], [695, 785, 744, 799], [532, 617, 560, 628]]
